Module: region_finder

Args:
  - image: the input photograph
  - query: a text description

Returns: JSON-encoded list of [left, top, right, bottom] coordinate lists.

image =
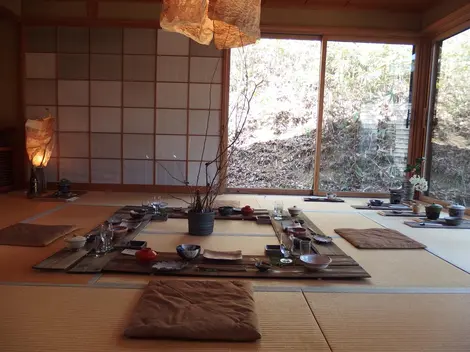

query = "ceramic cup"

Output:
[[326, 193, 337, 200], [411, 202, 421, 214]]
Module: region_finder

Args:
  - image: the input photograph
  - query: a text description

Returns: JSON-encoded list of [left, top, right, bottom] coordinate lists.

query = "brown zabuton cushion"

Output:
[[0, 223, 77, 247], [124, 280, 261, 341], [334, 228, 426, 249]]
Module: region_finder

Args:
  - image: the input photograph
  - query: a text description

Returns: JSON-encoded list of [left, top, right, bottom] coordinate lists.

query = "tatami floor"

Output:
[[1, 191, 470, 351]]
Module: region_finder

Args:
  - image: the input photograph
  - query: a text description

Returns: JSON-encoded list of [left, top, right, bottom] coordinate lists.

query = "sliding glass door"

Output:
[[228, 38, 320, 190], [320, 42, 414, 193], [426, 29, 470, 205]]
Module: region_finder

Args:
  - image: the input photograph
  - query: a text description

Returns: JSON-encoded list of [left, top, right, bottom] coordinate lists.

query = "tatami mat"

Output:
[[305, 292, 470, 351], [333, 237, 470, 287], [0, 285, 330, 352], [144, 218, 275, 235], [30, 204, 120, 233], [305, 212, 381, 236], [134, 233, 279, 256], [0, 196, 59, 229]]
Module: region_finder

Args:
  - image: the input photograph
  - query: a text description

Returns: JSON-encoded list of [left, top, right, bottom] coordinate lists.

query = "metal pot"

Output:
[[425, 203, 443, 220], [448, 204, 465, 219]]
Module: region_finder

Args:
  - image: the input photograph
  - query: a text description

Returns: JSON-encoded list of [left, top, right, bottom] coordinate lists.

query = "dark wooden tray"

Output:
[[405, 219, 470, 229], [303, 197, 345, 203], [103, 252, 370, 280]]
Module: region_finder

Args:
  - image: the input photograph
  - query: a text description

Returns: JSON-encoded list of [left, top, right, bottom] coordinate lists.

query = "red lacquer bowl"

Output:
[[241, 205, 254, 216], [135, 248, 158, 263]]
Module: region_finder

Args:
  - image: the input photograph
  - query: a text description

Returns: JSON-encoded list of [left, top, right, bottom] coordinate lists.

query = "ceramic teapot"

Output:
[[425, 203, 443, 220]]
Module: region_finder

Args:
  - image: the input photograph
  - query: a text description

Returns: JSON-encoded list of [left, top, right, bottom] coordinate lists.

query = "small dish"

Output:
[[313, 234, 333, 244], [108, 216, 122, 225], [176, 244, 202, 260], [203, 249, 242, 261], [152, 261, 187, 272], [444, 216, 463, 226], [300, 254, 332, 271], [218, 206, 234, 216], [255, 261, 272, 272], [369, 199, 384, 206]]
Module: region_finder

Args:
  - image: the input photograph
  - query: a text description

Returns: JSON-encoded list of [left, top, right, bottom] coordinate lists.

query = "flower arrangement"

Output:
[[404, 157, 425, 177], [409, 175, 428, 193]]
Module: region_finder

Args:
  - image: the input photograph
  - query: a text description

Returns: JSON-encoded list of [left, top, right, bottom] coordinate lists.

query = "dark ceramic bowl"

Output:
[[369, 199, 384, 206], [218, 206, 234, 216], [444, 216, 463, 226], [255, 261, 272, 272], [176, 244, 201, 260], [130, 209, 146, 219]]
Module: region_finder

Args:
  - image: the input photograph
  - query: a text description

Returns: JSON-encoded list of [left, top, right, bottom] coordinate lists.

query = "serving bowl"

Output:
[[299, 254, 332, 271], [65, 235, 86, 250], [130, 209, 146, 220], [112, 225, 128, 241], [176, 244, 202, 260], [444, 216, 463, 226], [286, 227, 307, 237]]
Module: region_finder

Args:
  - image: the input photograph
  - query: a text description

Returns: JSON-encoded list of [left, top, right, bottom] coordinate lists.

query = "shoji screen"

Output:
[[24, 26, 223, 188]]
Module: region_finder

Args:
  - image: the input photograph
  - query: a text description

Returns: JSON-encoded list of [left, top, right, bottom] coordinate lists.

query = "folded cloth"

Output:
[[124, 280, 261, 341], [0, 223, 77, 247], [334, 228, 426, 249]]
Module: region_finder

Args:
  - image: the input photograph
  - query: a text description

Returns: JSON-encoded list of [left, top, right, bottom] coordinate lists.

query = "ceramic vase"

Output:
[[188, 211, 215, 236], [402, 177, 413, 202]]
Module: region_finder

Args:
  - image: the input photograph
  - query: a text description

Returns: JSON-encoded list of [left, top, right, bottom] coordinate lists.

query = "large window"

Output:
[[228, 38, 320, 189], [228, 38, 414, 193], [321, 42, 414, 192], [427, 29, 470, 205]]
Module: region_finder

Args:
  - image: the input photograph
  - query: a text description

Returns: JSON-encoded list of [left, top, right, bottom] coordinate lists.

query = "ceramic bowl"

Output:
[[112, 225, 128, 240], [218, 206, 234, 216], [255, 261, 272, 272], [64, 235, 86, 250], [176, 244, 202, 260], [369, 199, 384, 206], [130, 209, 146, 219], [299, 254, 332, 271], [286, 227, 307, 237], [287, 206, 302, 217], [444, 216, 463, 226]]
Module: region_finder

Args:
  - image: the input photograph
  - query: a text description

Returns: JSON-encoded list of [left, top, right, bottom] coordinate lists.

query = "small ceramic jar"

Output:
[[389, 188, 403, 204], [135, 248, 158, 263], [241, 205, 254, 216], [65, 235, 86, 250], [425, 203, 443, 220], [448, 204, 465, 219], [411, 202, 421, 214]]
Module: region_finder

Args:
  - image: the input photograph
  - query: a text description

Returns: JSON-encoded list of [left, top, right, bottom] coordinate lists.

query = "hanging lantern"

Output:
[[160, 0, 261, 50]]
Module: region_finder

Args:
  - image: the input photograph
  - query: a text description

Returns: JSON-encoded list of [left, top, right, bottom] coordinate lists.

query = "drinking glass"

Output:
[[273, 201, 284, 220], [300, 240, 311, 256]]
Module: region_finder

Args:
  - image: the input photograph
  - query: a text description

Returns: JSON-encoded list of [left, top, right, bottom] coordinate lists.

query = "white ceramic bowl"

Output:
[[288, 206, 302, 216], [300, 254, 332, 271], [65, 235, 86, 250]]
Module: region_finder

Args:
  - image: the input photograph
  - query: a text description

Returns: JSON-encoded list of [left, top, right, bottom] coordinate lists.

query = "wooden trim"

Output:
[[422, 3, 470, 40], [16, 22, 26, 190], [0, 6, 20, 22], [219, 49, 230, 192], [119, 27, 124, 185], [46, 182, 209, 194], [407, 38, 433, 167], [226, 188, 312, 196], [313, 38, 327, 193], [87, 0, 99, 19], [185, 38, 191, 185], [88, 27, 93, 184], [261, 24, 420, 43]]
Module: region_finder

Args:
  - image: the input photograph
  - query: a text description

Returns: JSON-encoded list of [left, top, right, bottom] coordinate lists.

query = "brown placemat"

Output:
[[33, 190, 87, 202], [303, 197, 345, 203], [404, 219, 470, 229], [0, 223, 77, 247], [334, 228, 426, 249]]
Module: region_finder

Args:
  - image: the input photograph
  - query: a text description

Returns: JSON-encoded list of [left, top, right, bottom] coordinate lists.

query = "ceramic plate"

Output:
[[203, 249, 243, 261]]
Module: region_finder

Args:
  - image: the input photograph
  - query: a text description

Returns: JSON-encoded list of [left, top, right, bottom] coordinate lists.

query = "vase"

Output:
[[402, 177, 413, 202], [188, 211, 215, 236]]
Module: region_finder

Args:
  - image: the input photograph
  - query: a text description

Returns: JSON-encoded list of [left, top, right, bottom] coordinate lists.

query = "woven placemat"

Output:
[[334, 228, 426, 249]]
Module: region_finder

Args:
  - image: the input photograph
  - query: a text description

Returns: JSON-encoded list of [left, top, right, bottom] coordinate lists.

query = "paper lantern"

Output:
[[160, 0, 261, 49], [25, 112, 55, 167]]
